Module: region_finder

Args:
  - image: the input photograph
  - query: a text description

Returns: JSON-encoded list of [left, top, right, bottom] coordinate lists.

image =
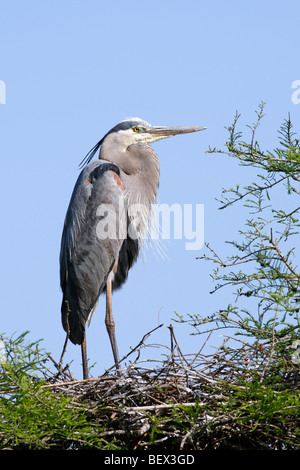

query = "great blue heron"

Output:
[[60, 118, 206, 379]]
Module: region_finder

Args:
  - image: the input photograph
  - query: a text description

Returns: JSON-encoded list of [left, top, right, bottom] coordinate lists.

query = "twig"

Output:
[[269, 228, 299, 278]]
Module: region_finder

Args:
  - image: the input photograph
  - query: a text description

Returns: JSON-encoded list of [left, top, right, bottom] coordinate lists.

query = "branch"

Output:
[[267, 228, 299, 278]]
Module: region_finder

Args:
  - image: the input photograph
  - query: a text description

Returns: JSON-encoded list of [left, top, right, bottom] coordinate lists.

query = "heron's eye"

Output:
[[133, 127, 140, 133]]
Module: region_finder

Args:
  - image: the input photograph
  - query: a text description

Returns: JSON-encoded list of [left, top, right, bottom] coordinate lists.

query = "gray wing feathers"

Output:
[[60, 160, 125, 344]]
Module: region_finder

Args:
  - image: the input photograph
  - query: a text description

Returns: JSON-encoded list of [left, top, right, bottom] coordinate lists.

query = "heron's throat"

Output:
[[119, 149, 160, 244], [120, 154, 159, 207]]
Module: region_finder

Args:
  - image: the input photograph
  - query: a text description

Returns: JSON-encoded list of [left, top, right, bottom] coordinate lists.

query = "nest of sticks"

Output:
[[44, 324, 300, 450]]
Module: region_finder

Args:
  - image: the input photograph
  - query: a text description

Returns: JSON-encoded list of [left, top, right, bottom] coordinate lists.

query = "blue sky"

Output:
[[1, 1, 299, 378]]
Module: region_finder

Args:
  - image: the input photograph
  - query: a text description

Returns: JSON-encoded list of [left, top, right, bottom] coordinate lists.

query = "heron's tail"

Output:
[[61, 294, 86, 345]]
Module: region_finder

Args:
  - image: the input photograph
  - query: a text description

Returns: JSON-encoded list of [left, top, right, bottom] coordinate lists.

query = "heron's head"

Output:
[[106, 117, 206, 148], [79, 117, 206, 170]]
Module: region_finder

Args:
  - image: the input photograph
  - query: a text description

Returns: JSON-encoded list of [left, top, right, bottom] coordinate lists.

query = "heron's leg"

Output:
[[105, 276, 121, 374], [81, 334, 89, 380]]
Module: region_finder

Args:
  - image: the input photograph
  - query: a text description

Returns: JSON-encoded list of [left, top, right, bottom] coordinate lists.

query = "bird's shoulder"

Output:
[[77, 158, 122, 193], [66, 160, 124, 214]]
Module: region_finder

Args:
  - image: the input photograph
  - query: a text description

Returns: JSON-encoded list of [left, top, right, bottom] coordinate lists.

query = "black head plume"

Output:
[[78, 138, 104, 169]]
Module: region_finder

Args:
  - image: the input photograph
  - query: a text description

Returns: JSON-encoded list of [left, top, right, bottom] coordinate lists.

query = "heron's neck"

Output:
[[119, 147, 160, 244], [120, 150, 160, 209]]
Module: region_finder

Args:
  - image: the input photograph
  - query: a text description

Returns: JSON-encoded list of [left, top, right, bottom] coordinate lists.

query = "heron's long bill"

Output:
[[146, 125, 207, 138]]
